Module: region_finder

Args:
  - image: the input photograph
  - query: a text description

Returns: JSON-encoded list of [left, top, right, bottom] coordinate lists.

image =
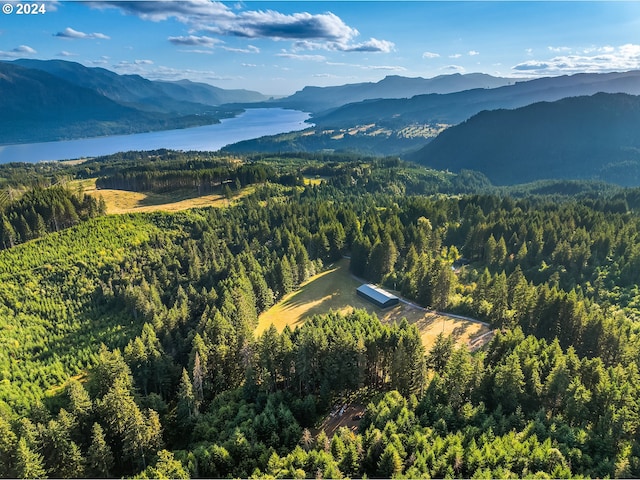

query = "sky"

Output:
[[1, 1, 640, 95]]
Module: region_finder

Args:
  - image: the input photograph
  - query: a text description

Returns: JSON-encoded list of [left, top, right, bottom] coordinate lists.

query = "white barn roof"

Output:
[[356, 284, 399, 305]]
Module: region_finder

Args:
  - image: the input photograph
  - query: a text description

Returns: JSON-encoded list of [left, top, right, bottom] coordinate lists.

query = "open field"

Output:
[[256, 258, 489, 349], [72, 178, 253, 214]]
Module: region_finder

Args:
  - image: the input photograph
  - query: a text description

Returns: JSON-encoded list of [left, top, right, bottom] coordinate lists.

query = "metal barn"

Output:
[[356, 284, 400, 309]]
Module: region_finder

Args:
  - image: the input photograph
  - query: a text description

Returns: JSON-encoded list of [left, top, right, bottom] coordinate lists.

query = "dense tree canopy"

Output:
[[2, 152, 640, 478]]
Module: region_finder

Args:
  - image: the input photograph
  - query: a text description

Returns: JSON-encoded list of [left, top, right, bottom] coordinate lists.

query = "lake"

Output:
[[0, 108, 310, 164]]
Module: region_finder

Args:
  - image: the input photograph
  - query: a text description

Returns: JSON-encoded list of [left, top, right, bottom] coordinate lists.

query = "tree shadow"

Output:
[[135, 188, 216, 207]]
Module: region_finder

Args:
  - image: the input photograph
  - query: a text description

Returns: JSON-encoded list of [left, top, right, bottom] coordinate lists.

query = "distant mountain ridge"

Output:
[[0, 62, 150, 144], [311, 70, 640, 128], [0, 60, 269, 145], [410, 92, 640, 186], [12, 59, 267, 113], [272, 73, 515, 112]]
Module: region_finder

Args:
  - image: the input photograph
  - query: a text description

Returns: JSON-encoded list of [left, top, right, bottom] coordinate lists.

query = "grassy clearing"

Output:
[[256, 258, 488, 349], [72, 178, 253, 214], [303, 176, 326, 186]]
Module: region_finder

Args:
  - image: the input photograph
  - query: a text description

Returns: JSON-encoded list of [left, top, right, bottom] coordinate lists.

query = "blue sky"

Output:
[[2, 1, 640, 95]]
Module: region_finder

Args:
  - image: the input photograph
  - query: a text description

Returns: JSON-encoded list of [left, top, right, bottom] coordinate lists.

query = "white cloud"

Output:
[[313, 73, 338, 78], [92, 0, 234, 23], [110, 62, 237, 83], [135, 59, 154, 65], [179, 49, 214, 55], [0, 45, 37, 58], [513, 60, 549, 71], [513, 43, 640, 75], [43, 0, 60, 11], [94, 1, 394, 54], [221, 10, 358, 42], [57, 51, 76, 57], [222, 45, 260, 54], [442, 65, 466, 73], [293, 37, 394, 53], [277, 52, 327, 62], [468, 50, 479, 56], [548, 46, 571, 53], [99, 1, 357, 42], [422, 51, 440, 59], [55, 27, 110, 40], [88, 56, 110, 66], [168, 35, 219, 47], [361, 65, 407, 71], [336, 38, 395, 53], [581, 46, 612, 54], [449, 53, 462, 59], [323, 60, 405, 72]]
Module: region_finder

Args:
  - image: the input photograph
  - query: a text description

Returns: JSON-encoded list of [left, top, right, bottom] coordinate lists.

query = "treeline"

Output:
[[220, 123, 432, 156], [91, 153, 457, 195], [2, 149, 636, 201], [6, 183, 639, 419], [0, 162, 71, 190], [0, 185, 105, 249], [95, 163, 279, 193]]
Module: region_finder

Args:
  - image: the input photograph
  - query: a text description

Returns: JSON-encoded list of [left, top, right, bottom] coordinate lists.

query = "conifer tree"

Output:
[[15, 437, 47, 479], [87, 423, 114, 478], [176, 368, 196, 426]]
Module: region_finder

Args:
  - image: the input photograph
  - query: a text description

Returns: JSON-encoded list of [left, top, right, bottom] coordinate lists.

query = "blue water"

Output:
[[0, 108, 310, 164]]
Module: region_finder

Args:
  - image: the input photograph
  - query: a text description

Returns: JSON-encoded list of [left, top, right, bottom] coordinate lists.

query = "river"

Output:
[[0, 108, 310, 164]]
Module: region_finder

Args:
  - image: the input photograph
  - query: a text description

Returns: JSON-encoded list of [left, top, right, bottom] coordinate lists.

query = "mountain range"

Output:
[[410, 92, 640, 186], [268, 73, 515, 112], [12, 59, 267, 114], [310, 70, 640, 128], [0, 60, 267, 144]]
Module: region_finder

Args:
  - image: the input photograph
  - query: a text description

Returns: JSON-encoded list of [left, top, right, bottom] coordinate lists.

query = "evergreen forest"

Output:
[[3, 151, 640, 478]]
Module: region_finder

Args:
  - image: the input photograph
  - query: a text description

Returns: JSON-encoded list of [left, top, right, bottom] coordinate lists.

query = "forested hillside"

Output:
[[2, 154, 640, 478], [12, 60, 267, 111], [412, 93, 640, 185], [0, 62, 245, 144]]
